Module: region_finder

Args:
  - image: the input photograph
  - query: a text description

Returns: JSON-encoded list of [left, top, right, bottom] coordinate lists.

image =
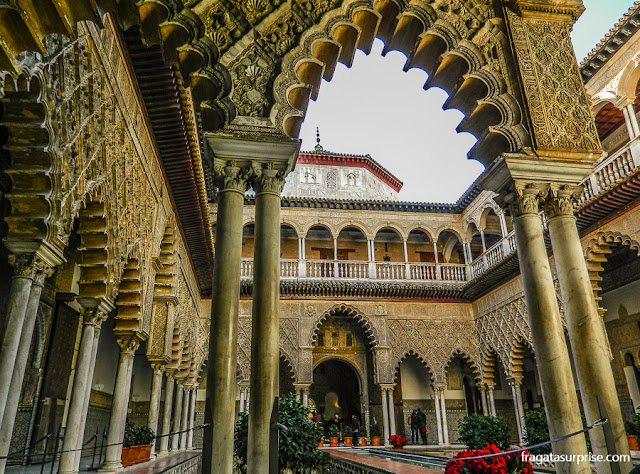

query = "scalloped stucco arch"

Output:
[[271, 0, 530, 167], [443, 350, 482, 384], [392, 351, 435, 384], [308, 303, 379, 347], [584, 231, 640, 297]]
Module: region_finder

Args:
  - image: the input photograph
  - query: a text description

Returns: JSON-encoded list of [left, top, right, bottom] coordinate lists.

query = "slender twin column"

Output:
[[100, 336, 141, 472], [171, 381, 184, 451], [508, 186, 589, 474], [148, 364, 165, 457], [58, 306, 109, 474], [179, 385, 190, 450], [239, 385, 248, 412], [387, 387, 396, 436], [187, 386, 197, 450], [380, 387, 390, 444], [247, 168, 286, 474], [0, 257, 54, 473], [158, 371, 176, 457], [436, 386, 449, 445], [544, 186, 632, 473], [433, 386, 444, 446], [623, 362, 640, 411], [486, 383, 497, 417], [507, 377, 526, 444], [301, 385, 310, 408], [203, 165, 250, 474], [478, 384, 488, 416]]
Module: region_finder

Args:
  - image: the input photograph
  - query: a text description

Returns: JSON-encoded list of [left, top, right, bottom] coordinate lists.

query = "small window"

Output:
[[332, 332, 339, 346], [317, 333, 324, 346], [346, 333, 353, 347]]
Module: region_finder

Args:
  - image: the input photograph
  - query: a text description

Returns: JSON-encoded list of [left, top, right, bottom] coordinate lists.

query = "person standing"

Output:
[[351, 414, 360, 447], [410, 409, 420, 445], [416, 408, 427, 445]]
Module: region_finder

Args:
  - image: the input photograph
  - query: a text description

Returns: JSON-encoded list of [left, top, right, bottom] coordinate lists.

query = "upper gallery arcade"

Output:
[[0, 1, 636, 474]]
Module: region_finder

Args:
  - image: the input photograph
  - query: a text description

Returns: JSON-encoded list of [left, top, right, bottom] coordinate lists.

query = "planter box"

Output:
[[357, 437, 367, 446], [121, 444, 152, 467], [343, 437, 353, 447], [329, 436, 339, 447], [370, 436, 381, 446], [628, 435, 639, 451]]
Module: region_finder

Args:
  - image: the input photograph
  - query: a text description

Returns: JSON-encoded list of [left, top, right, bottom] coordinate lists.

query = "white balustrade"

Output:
[[241, 258, 253, 278], [306, 259, 335, 278], [376, 262, 406, 280], [577, 144, 637, 206], [337, 261, 369, 279], [409, 263, 438, 280], [280, 259, 299, 278]]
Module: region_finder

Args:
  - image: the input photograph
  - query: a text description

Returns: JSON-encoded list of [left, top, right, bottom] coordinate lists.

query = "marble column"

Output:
[[202, 165, 249, 474], [509, 186, 590, 474], [0, 255, 42, 431], [158, 372, 175, 457], [58, 306, 109, 474], [479, 385, 488, 416], [480, 230, 487, 253], [148, 364, 165, 456], [508, 377, 525, 444], [302, 386, 310, 408], [380, 387, 390, 445], [180, 386, 190, 450], [387, 387, 396, 436], [433, 387, 444, 446], [403, 239, 410, 279], [187, 387, 197, 450], [368, 240, 376, 278], [171, 382, 184, 451], [545, 187, 632, 473], [622, 102, 640, 139], [487, 384, 497, 417], [439, 389, 449, 445], [333, 237, 339, 276], [100, 336, 141, 472], [247, 169, 285, 474], [0, 260, 53, 472], [239, 387, 247, 412]]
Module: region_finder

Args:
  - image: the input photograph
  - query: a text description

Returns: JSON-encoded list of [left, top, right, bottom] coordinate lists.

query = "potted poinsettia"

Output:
[[389, 435, 408, 450], [445, 443, 533, 474], [328, 424, 340, 447]]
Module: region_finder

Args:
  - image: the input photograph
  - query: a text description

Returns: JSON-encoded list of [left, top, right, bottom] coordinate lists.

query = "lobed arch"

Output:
[[434, 227, 464, 244], [308, 303, 378, 347], [617, 54, 640, 104], [443, 349, 482, 384], [509, 336, 533, 380], [280, 220, 303, 238], [272, 0, 529, 167], [279, 350, 297, 382], [478, 203, 503, 230], [584, 231, 640, 297], [480, 348, 499, 385], [312, 355, 366, 394], [392, 351, 435, 384]]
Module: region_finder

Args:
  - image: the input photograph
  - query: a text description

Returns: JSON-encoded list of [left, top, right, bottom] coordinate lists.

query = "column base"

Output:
[[157, 450, 169, 458], [99, 460, 123, 473]]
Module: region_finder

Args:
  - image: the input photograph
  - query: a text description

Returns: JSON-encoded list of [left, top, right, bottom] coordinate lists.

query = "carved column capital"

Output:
[[432, 383, 446, 393], [116, 336, 142, 355], [8, 253, 54, 282], [81, 307, 109, 328], [213, 163, 253, 194], [165, 369, 177, 380], [151, 363, 166, 375], [542, 184, 582, 219], [506, 376, 523, 387], [508, 184, 547, 218], [252, 166, 285, 196]]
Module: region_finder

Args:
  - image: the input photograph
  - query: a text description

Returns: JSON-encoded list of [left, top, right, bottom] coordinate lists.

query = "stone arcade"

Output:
[[0, 1, 640, 473]]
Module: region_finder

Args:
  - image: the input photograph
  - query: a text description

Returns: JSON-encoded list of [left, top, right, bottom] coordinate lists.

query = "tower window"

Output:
[[346, 333, 353, 346], [317, 333, 324, 346], [332, 332, 339, 346], [326, 171, 337, 189]]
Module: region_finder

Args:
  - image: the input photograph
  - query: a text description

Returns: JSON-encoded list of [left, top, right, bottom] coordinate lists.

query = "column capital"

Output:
[[81, 306, 109, 328], [507, 183, 547, 218], [151, 363, 166, 375], [116, 335, 142, 355], [213, 163, 253, 194], [8, 253, 55, 282], [485, 382, 496, 391], [293, 383, 311, 390], [432, 383, 446, 392], [379, 383, 396, 391], [506, 376, 523, 387], [542, 184, 582, 219], [165, 369, 177, 379], [252, 166, 285, 196]]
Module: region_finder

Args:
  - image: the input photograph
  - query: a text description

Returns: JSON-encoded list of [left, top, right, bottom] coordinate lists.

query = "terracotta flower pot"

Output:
[[358, 436, 367, 446], [343, 437, 353, 446], [318, 439, 324, 447], [628, 435, 639, 451], [121, 444, 152, 467], [329, 436, 339, 447], [371, 436, 381, 446], [392, 446, 404, 450]]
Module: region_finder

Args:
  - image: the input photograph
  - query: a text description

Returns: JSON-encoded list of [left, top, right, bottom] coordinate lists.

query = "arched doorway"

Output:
[[311, 359, 361, 423]]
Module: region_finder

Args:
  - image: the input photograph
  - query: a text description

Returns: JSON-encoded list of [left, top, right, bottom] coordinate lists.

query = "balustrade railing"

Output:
[[577, 143, 639, 207], [470, 231, 516, 277]]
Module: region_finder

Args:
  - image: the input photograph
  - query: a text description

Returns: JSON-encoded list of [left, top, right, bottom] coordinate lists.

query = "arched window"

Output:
[[346, 333, 353, 346], [347, 172, 356, 186], [332, 332, 339, 346], [317, 333, 324, 347]]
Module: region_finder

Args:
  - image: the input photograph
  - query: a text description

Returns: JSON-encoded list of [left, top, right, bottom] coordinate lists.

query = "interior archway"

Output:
[[311, 359, 361, 424]]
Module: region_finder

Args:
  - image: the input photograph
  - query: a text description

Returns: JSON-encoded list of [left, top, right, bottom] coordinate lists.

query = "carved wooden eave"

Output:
[[508, 0, 585, 22], [580, 1, 640, 82], [124, 29, 214, 295]]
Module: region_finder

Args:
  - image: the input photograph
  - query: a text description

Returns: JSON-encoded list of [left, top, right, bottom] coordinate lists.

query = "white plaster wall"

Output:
[[601, 280, 640, 322], [91, 316, 120, 395], [399, 358, 433, 400], [130, 354, 153, 402]]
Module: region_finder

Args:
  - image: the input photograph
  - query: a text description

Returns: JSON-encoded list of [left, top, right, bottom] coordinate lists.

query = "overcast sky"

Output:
[[299, 0, 635, 203]]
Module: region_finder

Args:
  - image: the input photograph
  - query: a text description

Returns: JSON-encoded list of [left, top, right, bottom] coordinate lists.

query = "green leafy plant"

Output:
[[523, 409, 551, 454], [369, 423, 381, 437], [342, 425, 353, 438], [328, 423, 339, 437], [458, 414, 510, 450], [123, 423, 155, 448], [234, 395, 328, 473]]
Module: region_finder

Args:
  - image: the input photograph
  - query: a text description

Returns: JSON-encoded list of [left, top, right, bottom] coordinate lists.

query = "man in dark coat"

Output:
[[416, 408, 428, 445], [409, 409, 420, 444], [351, 414, 360, 447]]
